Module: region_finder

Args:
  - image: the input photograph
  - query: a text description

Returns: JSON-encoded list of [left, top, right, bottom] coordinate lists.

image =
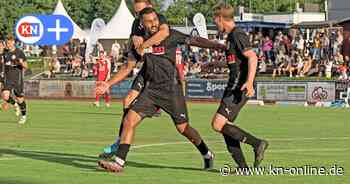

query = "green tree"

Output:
[[162, 0, 190, 25], [0, 0, 56, 39]]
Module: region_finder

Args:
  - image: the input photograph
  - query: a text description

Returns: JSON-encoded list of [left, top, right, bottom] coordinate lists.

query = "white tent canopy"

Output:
[[99, 0, 135, 39], [53, 0, 87, 40]]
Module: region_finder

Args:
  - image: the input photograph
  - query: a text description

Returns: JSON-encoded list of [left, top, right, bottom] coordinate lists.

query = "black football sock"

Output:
[[18, 101, 26, 116], [118, 108, 129, 137], [196, 140, 211, 158], [221, 124, 261, 148], [182, 125, 211, 158], [6, 97, 16, 105], [223, 133, 248, 168], [115, 144, 130, 166]]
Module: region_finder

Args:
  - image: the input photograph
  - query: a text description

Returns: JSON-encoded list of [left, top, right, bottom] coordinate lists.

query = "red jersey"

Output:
[[95, 59, 110, 81], [175, 48, 185, 81]]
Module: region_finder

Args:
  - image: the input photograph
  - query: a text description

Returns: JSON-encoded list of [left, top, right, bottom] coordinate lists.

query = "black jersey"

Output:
[[3, 48, 26, 81], [225, 28, 252, 88], [142, 29, 188, 89]]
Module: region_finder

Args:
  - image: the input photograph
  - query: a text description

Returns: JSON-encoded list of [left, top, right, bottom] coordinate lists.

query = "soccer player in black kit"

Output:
[[1, 36, 28, 124], [99, 0, 171, 158], [211, 3, 268, 169], [96, 8, 226, 173]]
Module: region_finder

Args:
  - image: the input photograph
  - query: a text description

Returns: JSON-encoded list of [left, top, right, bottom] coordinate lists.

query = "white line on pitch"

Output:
[[0, 157, 25, 161], [130, 148, 350, 156], [132, 137, 350, 149]]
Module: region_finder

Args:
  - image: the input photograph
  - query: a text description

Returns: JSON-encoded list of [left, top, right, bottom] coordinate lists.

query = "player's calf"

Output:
[[99, 110, 142, 170], [176, 123, 214, 170], [99, 108, 130, 158]]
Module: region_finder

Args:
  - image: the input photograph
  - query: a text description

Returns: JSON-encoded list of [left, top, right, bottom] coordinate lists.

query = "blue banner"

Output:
[[110, 79, 133, 98], [186, 79, 227, 99]]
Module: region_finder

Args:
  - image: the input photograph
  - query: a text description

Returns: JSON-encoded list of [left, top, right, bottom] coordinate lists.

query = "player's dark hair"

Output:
[[139, 7, 156, 19]]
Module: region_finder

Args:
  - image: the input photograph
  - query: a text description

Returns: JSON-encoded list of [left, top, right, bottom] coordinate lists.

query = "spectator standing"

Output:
[[93, 51, 111, 107]]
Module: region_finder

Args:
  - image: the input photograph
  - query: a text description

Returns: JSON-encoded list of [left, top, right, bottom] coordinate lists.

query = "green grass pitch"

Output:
[[0, 100, 349, 184]]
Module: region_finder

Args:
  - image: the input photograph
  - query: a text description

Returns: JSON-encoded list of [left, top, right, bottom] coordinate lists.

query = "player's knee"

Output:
[[212, 118, 224, 132], [122, 117, 135, 131], [176, 123, 188, 134], [212, 113, 229, 132], [211, 121, 221, 132]]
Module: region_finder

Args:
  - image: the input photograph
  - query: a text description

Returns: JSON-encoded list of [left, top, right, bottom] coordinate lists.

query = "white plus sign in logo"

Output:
[[47, 19, 69, 41]]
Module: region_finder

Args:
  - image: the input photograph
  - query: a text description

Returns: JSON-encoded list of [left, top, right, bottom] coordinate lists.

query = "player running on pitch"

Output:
[[211, 3, 268, 169], [1, 36, 28, 124], [96, 7, 226, 173], [99, 0, 170, 158]]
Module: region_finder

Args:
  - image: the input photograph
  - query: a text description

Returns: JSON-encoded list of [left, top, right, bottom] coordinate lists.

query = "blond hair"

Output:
[[213, 2, 234, 20]]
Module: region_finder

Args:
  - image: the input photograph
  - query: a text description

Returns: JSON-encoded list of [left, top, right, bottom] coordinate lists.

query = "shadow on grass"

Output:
[[127, 161, 220, 173], [0, 149, 101, 171], [0, 179, 40, 184], [0, 149, 219, 173]]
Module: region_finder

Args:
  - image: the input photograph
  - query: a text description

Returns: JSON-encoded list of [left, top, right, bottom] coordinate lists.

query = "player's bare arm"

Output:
[[241, 49, 258, 97], [96, 60, 136, 95], [136, 24, 170, 55], [132, 36, 144, 48], [187, 36, 226, 50]]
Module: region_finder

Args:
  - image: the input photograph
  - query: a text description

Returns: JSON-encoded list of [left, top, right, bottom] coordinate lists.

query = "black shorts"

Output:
[[130, 68, 145, 92], [130, 84, 188, 124], [2, 78, 24, 97], [217, 87, 248, 122]]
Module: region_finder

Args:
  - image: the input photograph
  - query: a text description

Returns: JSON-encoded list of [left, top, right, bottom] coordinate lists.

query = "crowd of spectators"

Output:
[[12, 27, 350, 81], [180, 28, 349, 80], [253, 29, 349, 80]]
